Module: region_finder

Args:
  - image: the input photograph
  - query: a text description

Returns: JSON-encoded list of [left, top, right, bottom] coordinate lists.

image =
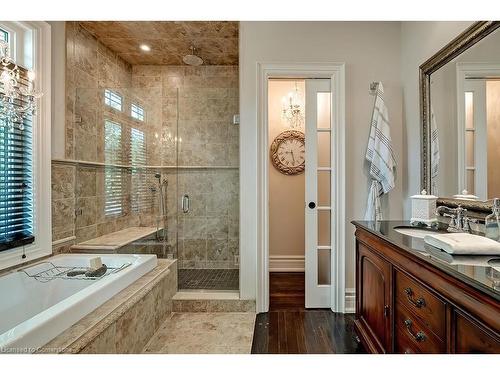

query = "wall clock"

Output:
[[270, 130, 305, 175]]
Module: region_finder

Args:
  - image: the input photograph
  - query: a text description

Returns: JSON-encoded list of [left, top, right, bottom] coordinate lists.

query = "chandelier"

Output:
[[281, 82, 304, 129], [154, 130, 182, 145], [0, 40, 42, 131]]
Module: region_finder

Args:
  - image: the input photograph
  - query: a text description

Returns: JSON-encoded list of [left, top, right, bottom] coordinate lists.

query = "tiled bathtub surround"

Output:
[[38, 259, 177, 354]]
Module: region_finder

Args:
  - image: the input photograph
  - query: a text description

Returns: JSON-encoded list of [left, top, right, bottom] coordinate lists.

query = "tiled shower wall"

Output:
[[52, 22, 240, 270], [52, 22, 158, 254]]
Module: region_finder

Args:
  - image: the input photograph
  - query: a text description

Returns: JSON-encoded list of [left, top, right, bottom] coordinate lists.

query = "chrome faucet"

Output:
[[436, 205, 477, 233]]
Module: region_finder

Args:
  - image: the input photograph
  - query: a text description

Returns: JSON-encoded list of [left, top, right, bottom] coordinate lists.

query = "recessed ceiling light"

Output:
[[139, 44, 151, 52]]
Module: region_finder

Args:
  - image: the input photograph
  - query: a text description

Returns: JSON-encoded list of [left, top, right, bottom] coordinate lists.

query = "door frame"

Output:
[[256, 63, 346, 313], [456, 63, 500, 198]]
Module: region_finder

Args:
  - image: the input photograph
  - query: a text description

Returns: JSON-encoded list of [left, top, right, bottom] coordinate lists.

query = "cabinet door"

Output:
[[357, 243, 392, 352], [454, 310, 500, 353]]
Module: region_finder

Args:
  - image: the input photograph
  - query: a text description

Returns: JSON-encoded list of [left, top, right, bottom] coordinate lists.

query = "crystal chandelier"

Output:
[[0, 40, 42, 131], [155, 130, 182, 145], [281, 82, 304, 129]]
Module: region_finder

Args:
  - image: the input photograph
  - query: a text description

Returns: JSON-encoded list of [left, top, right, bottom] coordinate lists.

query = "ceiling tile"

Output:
[[79, 21, 239, 66]]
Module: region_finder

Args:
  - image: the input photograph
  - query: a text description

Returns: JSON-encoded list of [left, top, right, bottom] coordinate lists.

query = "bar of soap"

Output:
[[89, 257, 103, 270]]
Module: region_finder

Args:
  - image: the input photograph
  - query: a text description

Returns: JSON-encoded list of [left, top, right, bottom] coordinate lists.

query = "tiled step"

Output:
[[172, 292, 255, 312]]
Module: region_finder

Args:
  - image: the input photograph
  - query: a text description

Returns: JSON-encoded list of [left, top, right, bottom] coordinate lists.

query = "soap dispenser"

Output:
[[485, 198, 500, 241]]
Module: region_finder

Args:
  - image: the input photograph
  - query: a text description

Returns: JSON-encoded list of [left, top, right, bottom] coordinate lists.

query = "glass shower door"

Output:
[[176, 67, 240, 291]]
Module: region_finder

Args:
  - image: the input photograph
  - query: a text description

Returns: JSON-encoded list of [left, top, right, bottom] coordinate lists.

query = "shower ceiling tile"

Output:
[[78, 21, 239, 66]]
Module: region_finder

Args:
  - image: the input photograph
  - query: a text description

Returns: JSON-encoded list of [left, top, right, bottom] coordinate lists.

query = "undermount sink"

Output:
[[394, 227, 437, 239]]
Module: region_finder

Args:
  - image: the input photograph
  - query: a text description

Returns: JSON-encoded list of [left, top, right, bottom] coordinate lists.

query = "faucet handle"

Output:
[[464, 217, 478, 233]]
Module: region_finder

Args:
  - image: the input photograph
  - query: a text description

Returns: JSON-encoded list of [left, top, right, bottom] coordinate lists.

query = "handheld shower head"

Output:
[[155, 173, 161, 179]]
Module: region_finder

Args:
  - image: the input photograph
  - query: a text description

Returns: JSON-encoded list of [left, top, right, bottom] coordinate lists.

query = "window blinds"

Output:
[[130, 128, 151, 212], [104, 120, 124, 217], [0, 71, 35, 251]]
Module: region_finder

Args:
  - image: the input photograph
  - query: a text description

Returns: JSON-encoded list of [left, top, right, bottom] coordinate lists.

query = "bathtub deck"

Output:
[[143, 312, 256, 354], [38, 259, 177, 354]]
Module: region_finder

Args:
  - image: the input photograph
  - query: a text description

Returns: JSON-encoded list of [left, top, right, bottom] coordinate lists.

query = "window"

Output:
[[0, 28, 8, 43], [131, 103, 145, 122], [104, 89, 122, 111], [130, 128, 150, 212], [0, 21, 51, 270], [104, 120, 124, 216], [0, 93, 34, 251]]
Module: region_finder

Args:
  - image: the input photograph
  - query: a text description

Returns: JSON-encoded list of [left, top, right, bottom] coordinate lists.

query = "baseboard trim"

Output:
[[269, 255, 305, 272], [345, 288, 355, 313]]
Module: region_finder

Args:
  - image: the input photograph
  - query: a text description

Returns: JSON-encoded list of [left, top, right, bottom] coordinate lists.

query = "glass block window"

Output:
[[104, 89, 122, 111], [131, 103, 145, 122]]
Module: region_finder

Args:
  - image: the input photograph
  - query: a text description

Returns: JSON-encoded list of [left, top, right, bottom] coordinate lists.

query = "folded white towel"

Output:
[[425, 245, 497, 266], [424, 233, 500, 255]]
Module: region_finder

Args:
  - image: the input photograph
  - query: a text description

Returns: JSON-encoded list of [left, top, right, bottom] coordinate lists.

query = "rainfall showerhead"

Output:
[[182, 46, 203, 66]]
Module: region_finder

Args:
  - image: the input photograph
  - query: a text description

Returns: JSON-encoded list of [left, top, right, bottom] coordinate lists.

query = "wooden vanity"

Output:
[[353, 221, 500, 353]]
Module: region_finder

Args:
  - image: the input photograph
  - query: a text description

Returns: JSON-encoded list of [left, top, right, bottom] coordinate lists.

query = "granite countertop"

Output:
[[71, 226, 158, 251], [352, 220, 500, 301]]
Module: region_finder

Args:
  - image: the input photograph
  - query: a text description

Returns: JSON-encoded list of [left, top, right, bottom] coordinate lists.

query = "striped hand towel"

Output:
[[364, 82, 396, 221]]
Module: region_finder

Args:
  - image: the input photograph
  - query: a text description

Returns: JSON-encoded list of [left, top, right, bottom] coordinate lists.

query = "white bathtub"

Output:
[[0, 253, 157, 352]]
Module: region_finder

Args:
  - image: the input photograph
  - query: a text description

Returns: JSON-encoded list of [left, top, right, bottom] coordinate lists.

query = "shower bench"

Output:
[[71, 226, 159, 254]]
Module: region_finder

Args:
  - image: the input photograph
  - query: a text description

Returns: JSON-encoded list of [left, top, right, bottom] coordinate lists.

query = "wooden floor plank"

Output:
[[251, 272, 365, 354]]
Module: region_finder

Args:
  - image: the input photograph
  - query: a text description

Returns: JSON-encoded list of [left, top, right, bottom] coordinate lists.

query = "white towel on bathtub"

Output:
[[364, 82, 396, 221], [424, 233, 500, 255]]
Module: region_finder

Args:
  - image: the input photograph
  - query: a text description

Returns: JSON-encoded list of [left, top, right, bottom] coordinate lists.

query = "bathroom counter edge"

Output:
[[352, 220, 500, 302]]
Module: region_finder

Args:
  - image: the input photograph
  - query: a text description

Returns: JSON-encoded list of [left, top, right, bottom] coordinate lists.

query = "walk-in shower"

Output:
[[64, 21, 239, 292]]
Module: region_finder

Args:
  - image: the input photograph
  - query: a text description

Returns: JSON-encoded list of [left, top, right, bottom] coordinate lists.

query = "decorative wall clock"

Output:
[[270, 130, 305, 175]]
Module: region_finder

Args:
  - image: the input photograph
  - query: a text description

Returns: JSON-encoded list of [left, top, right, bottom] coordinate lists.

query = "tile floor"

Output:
[[178, 269, 239, 290], [143, 312, 256, 354]]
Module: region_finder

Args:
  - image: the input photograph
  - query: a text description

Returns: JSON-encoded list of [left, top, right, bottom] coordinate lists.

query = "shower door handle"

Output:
[[182, 194, 190, 213]]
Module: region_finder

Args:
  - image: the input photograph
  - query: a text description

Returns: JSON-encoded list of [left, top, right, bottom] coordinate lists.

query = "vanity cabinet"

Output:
[[354, 224, 500, 354], [356, 243, 392, 353]]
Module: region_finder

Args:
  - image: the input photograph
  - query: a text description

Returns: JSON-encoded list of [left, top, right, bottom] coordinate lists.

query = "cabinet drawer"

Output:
[[395, 303, 445, 353], [395, 270, 446, 338]]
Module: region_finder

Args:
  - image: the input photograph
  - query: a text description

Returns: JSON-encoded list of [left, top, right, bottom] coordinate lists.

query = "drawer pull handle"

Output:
[[404, 287, 426, 308], [404, 319, 426, 342]]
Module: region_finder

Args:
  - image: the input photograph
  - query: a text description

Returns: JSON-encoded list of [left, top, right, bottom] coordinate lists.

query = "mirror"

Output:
[[420, 22, 500, 212]]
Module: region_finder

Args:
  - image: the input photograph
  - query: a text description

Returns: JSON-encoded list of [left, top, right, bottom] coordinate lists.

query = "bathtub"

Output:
[[0, 253, 157, 352]]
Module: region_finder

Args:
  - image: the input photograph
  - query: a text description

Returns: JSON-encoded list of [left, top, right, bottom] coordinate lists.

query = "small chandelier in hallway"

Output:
[[281, 82, 304, 129]]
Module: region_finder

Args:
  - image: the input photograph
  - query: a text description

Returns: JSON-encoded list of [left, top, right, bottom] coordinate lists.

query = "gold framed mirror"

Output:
[[420, 21, 500, 213]]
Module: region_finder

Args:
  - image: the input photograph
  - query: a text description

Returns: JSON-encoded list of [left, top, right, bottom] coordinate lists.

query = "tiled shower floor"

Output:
[[178, 269, 239, 290]]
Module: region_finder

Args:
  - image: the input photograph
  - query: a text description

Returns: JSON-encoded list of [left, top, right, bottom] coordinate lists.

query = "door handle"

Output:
[[308, 202, 316, 209], [384, 305, 390, 317], [182, 194, 190, 213]]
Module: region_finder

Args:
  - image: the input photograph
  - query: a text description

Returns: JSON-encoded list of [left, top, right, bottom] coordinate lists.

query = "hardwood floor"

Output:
[[269, 272, 305, 311], [251, 272, 365, 354]]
